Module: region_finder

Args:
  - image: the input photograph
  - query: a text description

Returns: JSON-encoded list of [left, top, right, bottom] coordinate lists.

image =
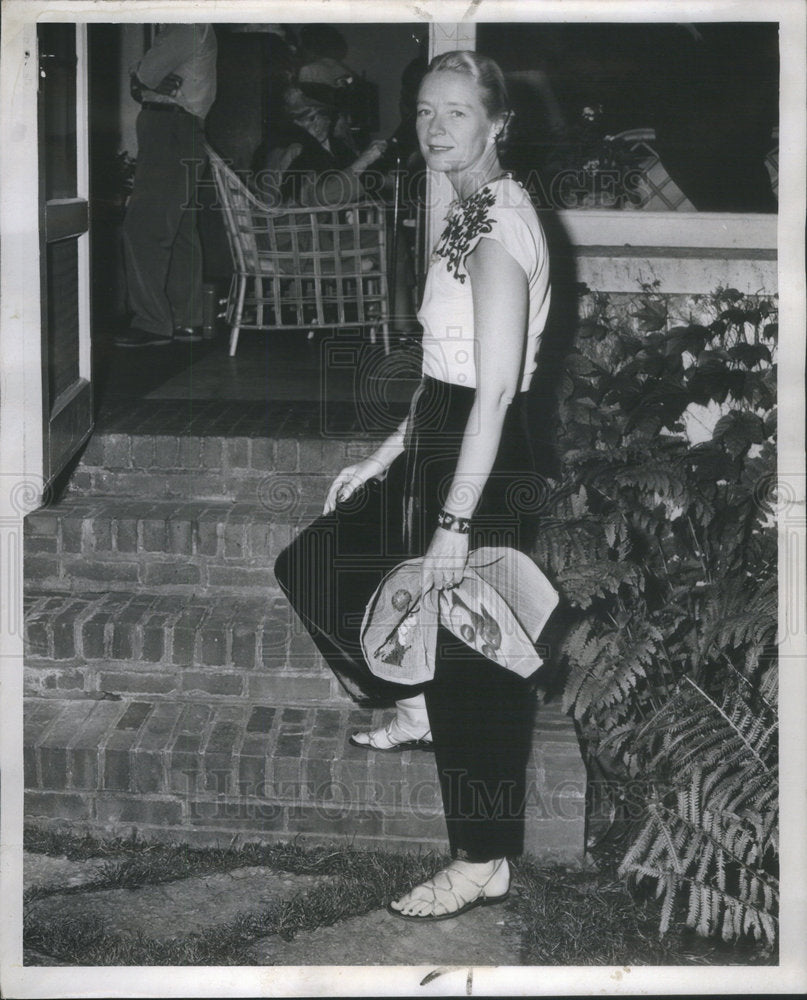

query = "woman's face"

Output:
[[416, 70, 499, 177], [296, 106, 332, 144]]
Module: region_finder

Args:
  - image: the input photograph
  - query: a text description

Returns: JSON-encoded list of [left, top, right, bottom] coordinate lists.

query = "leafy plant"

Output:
[[548, 104, 650, 208], [533, 285, 778, 948], [621, 667, 777, 944]]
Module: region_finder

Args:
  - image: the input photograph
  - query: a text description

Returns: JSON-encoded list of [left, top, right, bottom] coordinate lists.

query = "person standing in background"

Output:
[[116, 23, 217, 349]]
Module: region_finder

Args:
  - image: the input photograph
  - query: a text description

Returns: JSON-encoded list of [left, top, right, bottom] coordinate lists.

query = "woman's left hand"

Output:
[[420, 527, 469, 595]]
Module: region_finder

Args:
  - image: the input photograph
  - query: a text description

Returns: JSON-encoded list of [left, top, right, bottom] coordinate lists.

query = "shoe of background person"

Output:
[[173, 326, 204, 342], [115, 327, 173, 348]]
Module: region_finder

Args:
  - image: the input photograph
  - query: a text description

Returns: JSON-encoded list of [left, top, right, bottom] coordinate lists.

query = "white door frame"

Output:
[[0, 15, 92, 511], [0, 17, 46, 513]]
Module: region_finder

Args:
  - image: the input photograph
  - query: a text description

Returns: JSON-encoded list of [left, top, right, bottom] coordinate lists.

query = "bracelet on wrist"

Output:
[[437, 509, 471, 534]]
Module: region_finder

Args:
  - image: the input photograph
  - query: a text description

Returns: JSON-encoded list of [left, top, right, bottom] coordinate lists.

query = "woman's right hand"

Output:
[[323, 458, 383, 515]]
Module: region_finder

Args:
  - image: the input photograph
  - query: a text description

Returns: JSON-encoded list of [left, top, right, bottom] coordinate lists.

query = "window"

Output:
[[477, 22, 779, 213]]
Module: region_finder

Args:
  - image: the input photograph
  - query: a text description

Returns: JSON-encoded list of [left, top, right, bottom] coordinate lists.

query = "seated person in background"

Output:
[[297, 23, 355, 90], [252, 83, 386, 207]]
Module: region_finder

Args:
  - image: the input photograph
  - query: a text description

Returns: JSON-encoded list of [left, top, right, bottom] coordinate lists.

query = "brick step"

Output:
[[24, 695, 586, 859], [24, 589, 343, 706], [68, 431, 376, 502], [25, 496, 314, 598]]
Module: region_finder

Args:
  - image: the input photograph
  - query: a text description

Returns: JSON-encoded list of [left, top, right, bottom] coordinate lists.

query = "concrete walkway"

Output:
[[26, 864, 333, 942], [249, 904, 522, 966], [23, 850, 525, 967]]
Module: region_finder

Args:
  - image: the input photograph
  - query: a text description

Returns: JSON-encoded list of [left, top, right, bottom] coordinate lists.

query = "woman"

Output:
[[274, 50, 551, 920], [252, 82, 387, 207]]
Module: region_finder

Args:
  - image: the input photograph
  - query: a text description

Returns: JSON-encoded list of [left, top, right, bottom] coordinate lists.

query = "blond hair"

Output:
[[424, 50, 512, 143]]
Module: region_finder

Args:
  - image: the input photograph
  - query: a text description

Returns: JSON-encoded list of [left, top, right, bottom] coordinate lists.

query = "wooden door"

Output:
[[38, 21, 93, 490]]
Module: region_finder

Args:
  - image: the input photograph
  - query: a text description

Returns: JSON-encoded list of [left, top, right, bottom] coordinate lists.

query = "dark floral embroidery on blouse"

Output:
[[432, 186, 497, 283]]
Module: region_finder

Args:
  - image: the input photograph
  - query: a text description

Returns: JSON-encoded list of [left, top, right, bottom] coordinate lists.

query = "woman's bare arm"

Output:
[[445, 236, 528, 518], [322, 415, 409, 514]]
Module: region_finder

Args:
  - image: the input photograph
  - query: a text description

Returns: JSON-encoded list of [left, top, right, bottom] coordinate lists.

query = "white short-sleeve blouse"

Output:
[[417, 176, 551, 393]]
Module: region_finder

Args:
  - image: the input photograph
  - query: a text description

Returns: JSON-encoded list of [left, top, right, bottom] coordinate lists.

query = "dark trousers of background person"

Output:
[[122, 107, 206, 337], [274, 376, 543, 863]]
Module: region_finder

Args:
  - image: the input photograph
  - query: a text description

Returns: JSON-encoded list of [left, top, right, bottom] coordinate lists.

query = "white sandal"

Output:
[[349, 715, 433, 752], [350, 692, 433, 752], [388, 858, 510, 921]]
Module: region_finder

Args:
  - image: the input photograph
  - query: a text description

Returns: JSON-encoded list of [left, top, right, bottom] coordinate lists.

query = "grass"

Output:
[[508, 860, 774, 966], [23, 826, 776, 967], [24, 859, 443, 967], [23, 828, 395, 902], [24, 832, 448, 966]]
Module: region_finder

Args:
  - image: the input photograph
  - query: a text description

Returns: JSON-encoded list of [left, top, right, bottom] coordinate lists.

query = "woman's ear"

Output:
[[494, 111, 511, 146]]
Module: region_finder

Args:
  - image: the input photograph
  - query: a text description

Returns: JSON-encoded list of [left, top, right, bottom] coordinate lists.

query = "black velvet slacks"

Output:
[[274, 376, 543, 860]]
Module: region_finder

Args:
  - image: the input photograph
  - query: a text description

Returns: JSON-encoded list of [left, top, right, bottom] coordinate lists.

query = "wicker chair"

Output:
[[610, 128, 695, 211], [206, 144, 391, 356], [764, 126, 779, 200]]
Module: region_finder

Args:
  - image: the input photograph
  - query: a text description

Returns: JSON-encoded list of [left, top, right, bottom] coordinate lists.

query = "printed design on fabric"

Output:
[[432, 186, 497, 283]]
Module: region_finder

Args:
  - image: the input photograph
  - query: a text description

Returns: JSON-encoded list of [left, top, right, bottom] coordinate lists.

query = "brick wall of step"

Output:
[[25, 430, 369, 705], [25, 497, 309, 596], [24, 422, 588, 861], [24, 695, 586, 859], [67, 431, 371, 503], [24, 591, 333, 705]]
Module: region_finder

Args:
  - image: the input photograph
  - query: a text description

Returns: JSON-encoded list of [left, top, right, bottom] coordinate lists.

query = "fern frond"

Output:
[[681, 676, 772, 772], [555, 559, 639, 609], [620, 791, 779, 946], [700, 576, 777, 665], [660, 872, 678, 934], [641, 802, 779, 897], [563, 618, 659, 725]]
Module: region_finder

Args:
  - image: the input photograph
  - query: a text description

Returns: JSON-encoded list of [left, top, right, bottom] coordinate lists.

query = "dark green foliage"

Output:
[[534, 285, 778, 947]]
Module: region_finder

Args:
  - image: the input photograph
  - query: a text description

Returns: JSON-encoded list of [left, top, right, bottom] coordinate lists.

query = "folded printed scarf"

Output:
[[360, 547, 559, 685]]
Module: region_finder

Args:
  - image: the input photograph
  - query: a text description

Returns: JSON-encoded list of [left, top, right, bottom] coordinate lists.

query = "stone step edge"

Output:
[[77, 432, 376, 477]]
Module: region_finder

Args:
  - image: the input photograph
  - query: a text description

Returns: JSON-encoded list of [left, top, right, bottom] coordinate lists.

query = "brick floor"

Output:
[[93, 398, 407, 441]]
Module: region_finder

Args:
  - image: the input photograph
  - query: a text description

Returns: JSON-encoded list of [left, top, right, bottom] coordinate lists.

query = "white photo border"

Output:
[[1, 0, 804, 996]]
